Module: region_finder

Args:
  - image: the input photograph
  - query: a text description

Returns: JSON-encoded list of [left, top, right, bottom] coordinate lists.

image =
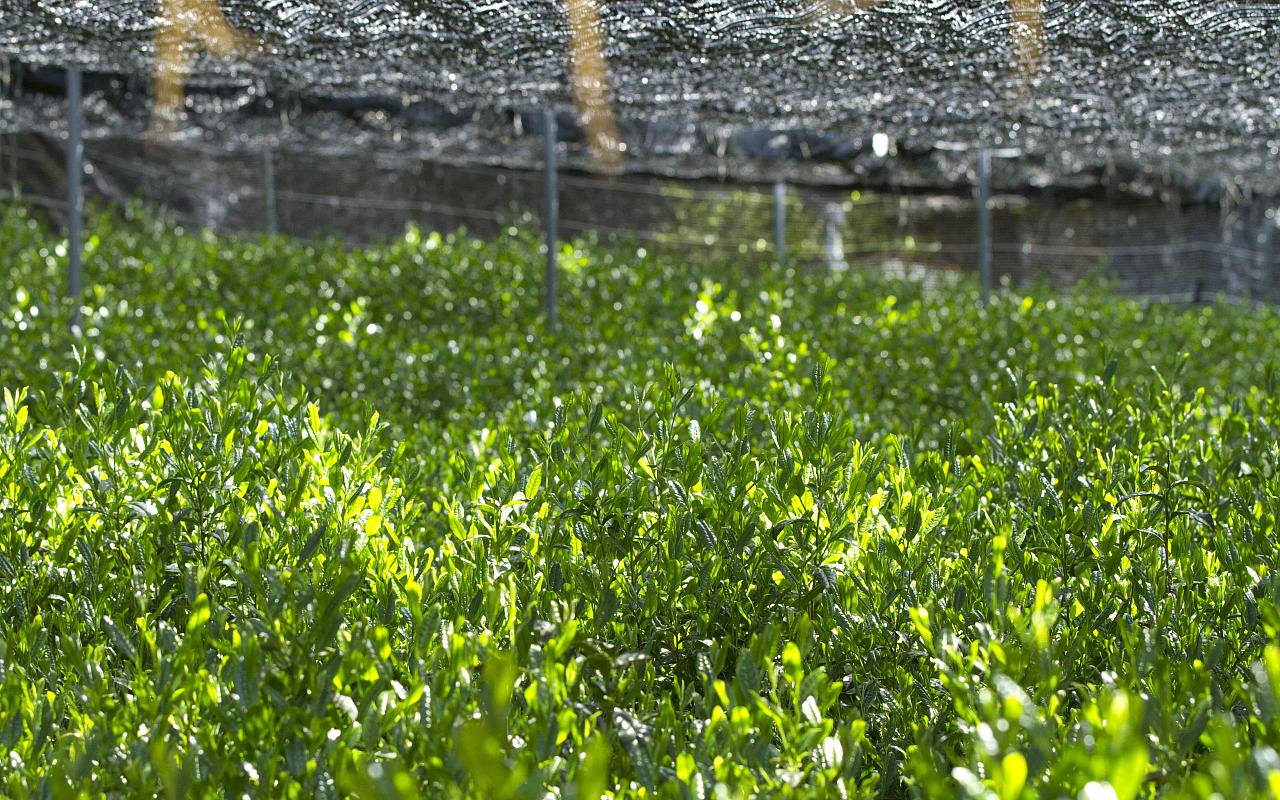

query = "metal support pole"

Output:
[[262, 146, 278, 234], [66, 66, 84, 333], [0, 62, 6, 195], [1263, 209, 1277, 298], [1222, 194, 1253, 297], [1, 62, 10, 197], [822, 201, 847, 271], [543, 109, 559, 329], [773, 180, 787, 263], [11, 64, 23, 197], [976, 148, 992, 307]]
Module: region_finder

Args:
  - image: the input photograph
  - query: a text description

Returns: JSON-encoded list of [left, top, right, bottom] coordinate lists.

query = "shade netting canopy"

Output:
[[3, 1, 1279, 190]]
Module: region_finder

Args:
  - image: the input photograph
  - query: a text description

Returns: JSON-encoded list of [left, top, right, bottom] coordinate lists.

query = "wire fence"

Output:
[[3, 128, 1278, 305]]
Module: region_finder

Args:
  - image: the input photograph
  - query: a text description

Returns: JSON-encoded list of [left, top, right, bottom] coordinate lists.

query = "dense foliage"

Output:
[[2, 203, 1280, 799]]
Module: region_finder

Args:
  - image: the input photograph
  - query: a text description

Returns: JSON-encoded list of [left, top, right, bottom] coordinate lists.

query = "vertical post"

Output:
[[773, 180, 787, 263], [1263, 209, 1277, 299], [1, 61, 9, 197], [977, 148, 992, 307], [9, 62, 22, 197], [543, 109, 559, 329], [822, 201, 847, 271], [65, 66, 84, 333], [262, 146, 278, 234], [1220, 196, 1232, 296], [1160, 188, 1176, 277], [0, 61, 6, 195], [9, 62, 19, 194]]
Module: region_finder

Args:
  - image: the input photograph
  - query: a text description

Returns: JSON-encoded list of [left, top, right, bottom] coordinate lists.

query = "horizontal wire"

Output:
[[2, 144, 1275, 278], [274, 188, 510, 222], [0, 190, 68, 210]]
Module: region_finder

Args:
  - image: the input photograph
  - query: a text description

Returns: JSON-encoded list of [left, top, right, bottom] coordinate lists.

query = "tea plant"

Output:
[[1, 203, 1280, 798]]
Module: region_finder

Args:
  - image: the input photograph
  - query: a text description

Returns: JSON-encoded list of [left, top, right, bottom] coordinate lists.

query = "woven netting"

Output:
[[4, 1, 1280, 189]]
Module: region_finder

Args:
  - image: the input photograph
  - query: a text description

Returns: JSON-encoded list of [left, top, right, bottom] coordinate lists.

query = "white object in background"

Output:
[[823, 201, 847, 271]]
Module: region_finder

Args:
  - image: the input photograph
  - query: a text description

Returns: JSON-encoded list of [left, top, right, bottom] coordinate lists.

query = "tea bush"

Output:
[[2, 203, 1280, 798]]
